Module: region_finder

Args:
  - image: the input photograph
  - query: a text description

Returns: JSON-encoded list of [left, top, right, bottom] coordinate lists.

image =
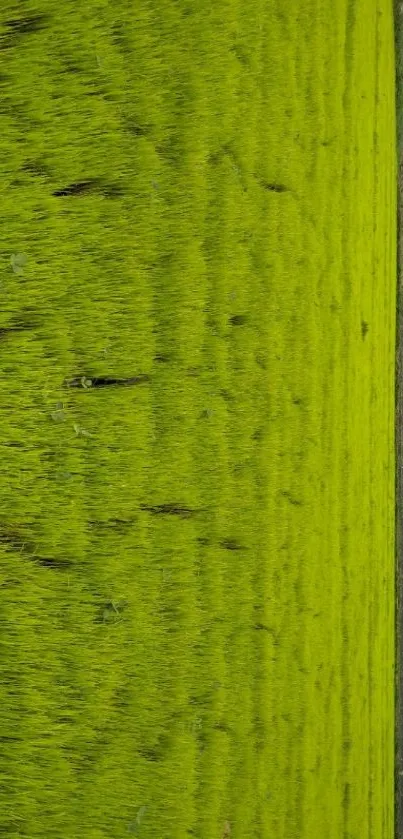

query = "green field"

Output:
[[0, 1, 397, 838]]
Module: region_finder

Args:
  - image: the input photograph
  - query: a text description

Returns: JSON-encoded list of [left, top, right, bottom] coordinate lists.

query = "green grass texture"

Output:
[[0, 1, 397, 837]]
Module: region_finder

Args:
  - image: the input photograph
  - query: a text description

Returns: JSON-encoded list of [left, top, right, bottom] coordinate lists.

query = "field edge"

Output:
[[394, 1, 403, 836]]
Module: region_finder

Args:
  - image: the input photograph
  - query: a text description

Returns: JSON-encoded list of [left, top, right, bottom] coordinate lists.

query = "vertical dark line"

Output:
[[340, 1, 357, 837], [395, 2, 403, 837]]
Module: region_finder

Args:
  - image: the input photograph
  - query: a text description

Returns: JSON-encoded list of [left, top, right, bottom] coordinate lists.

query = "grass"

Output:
[[0, 1, 397, 837]]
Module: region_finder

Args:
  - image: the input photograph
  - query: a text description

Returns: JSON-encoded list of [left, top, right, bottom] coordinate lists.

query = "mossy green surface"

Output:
[[0, 1, 396, 837]]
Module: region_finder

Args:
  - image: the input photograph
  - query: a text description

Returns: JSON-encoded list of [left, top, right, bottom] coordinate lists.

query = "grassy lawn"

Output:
[[0, 1, 396, 837]]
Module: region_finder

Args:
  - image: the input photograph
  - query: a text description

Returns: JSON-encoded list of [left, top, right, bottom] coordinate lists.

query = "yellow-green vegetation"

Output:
[[0, 1, 396, 838]]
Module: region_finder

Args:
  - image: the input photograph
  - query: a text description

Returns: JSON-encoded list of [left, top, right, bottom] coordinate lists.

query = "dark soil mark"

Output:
[[122, 117, 149, 138], [0, 326, 32, 339], [229, 314, 248, 326], [140, 503, 200, 519], [4, 16, 48, 35], [219, 538, 245, 551], [260, 182, 289, 193], [53, 180, 123, 198], [33, 557, 73, 569], [0, 312, 37, 336], [0, 525, 71, 569], [262, 183, 290, 192], [53, 181, 97, 197], [0, 311, 38, 337], [0, 16, 49, 49], [65, 374, 150, 389], [1, 442, 25, 449], [138, 731, 170, 763]]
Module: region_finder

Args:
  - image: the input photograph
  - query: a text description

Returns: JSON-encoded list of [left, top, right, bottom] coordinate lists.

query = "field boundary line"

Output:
[[395, 3, 403, 837]]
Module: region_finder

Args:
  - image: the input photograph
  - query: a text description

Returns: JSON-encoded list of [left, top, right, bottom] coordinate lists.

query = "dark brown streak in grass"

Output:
[[65, 375, 150, 389], [219, 539, 246, 551], [53, 180, 123, 198], [139, 503, 201, 519], [0, 15, 49, 50]]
